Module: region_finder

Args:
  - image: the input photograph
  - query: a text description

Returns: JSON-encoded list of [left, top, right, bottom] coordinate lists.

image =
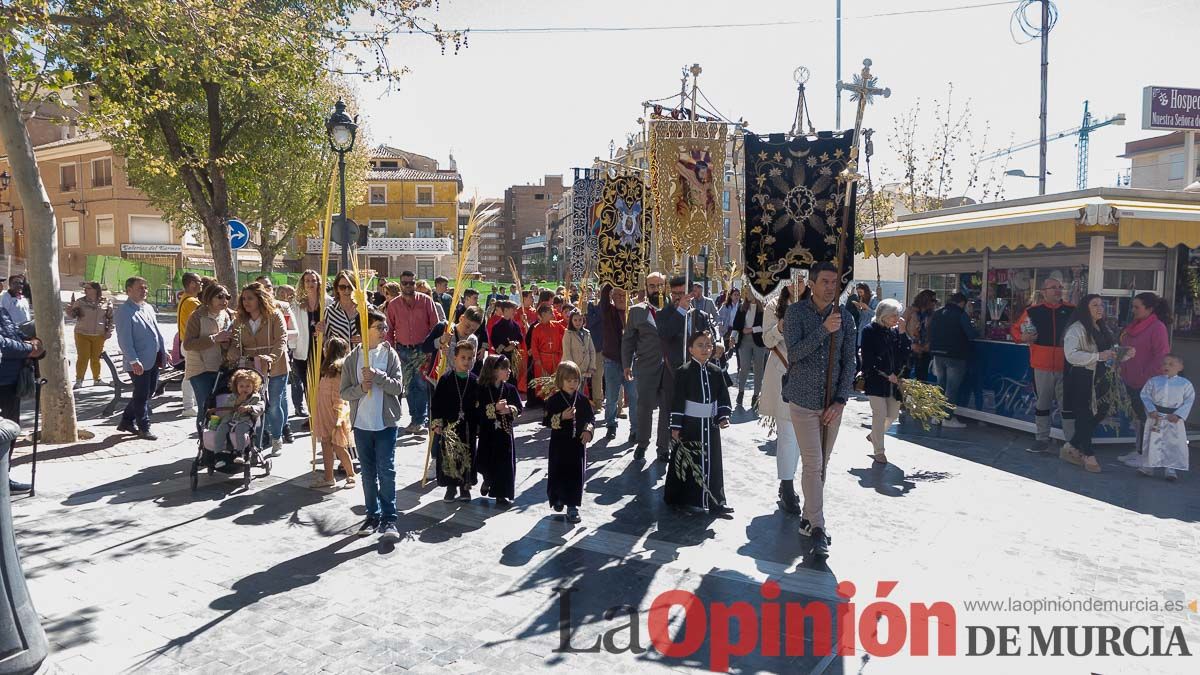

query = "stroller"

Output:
[[189, 365, 273, 490]]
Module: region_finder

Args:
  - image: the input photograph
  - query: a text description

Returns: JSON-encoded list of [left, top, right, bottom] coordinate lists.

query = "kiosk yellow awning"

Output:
[[867, 218, 1076, 256], [865, 189, 1200, 257]]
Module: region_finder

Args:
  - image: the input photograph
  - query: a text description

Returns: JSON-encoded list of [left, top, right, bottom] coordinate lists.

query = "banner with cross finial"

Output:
[[742, 132, 857, 302]]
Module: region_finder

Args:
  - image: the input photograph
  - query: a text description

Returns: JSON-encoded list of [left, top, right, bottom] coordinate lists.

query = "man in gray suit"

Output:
[[621, 272, 668, 461]]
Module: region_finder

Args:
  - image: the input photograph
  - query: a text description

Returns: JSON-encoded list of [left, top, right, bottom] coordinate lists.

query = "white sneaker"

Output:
[[1118, 452, 1142, 467], [270, 439, 283, 455], [1165, 468, 1178, 481], [941, 417, 967, 429], [1138, 467, 1155, 477], [182, 407, 198, 417]]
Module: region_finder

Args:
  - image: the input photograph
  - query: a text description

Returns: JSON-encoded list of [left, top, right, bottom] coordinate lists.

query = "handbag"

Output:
[[853, 372, 866, 393]]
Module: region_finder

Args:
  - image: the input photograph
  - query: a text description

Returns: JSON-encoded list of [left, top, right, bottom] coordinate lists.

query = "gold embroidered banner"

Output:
[[649, 120, 728, 271], [595, 173, 650, 293]]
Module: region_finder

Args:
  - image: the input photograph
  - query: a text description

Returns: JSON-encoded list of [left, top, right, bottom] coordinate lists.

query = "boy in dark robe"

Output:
[[665, 330, 733, 515], [430, 341, 482, 502]]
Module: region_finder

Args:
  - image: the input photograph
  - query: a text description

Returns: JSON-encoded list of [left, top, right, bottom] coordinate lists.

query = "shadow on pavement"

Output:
[[888, 416, 1200, 522]]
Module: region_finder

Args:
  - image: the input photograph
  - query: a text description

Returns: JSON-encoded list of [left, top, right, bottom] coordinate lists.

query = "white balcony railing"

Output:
[[307, 236, 454, 255]]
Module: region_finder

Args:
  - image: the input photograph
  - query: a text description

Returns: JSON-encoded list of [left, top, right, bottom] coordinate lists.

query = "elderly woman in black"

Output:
[[860, 298, 911, 463]]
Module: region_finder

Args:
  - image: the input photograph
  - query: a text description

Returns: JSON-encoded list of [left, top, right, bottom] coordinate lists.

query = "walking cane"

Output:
[[30, 376, 45, 497]]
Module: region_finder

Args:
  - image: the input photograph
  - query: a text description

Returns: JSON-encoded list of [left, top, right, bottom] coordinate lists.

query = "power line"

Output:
[[344, 1, 1021, 36]]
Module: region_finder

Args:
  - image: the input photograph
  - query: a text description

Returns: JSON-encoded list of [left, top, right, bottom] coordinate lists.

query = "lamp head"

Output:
[[326, 99, 358, 153]]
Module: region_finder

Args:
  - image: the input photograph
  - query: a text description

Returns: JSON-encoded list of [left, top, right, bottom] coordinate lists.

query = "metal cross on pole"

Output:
[[820, 58, 890, 480]]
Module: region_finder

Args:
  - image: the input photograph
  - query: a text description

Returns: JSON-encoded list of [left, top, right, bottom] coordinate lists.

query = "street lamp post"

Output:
[[326, 100, 358, 272]]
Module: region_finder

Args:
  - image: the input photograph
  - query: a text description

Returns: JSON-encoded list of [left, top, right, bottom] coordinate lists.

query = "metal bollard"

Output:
[[0, 418, 48, 674]]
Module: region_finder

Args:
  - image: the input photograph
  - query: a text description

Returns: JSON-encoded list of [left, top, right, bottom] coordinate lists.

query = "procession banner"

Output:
[[569, 174, 604, 283], [595, 173, 650, 293], [648, 120, 728, 272], [742, 131, 857, 301]]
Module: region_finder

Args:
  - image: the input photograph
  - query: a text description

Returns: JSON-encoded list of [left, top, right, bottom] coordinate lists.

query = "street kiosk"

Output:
[[867, 187, 1200, 441]]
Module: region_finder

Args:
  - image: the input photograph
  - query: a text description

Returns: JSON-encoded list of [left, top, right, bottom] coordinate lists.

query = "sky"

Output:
[[353, 0, 1198, 200]]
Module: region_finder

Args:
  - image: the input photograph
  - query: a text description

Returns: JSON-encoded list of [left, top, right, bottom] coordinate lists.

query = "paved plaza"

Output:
[[7, 370, 1199, 674]]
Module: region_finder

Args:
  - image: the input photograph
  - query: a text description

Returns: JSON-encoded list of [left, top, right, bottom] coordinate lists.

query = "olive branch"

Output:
[[671, 439, 720, 506]]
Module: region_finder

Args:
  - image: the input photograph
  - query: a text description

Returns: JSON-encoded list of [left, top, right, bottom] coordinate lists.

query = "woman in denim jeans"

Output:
[[226, 283, 289, 454]]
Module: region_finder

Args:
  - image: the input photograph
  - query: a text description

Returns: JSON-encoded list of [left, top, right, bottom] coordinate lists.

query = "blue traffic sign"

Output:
[[228, 219, 250, 250]]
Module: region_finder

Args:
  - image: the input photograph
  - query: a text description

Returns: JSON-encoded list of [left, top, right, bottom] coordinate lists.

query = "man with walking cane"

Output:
[[0, 306, 44, 494]]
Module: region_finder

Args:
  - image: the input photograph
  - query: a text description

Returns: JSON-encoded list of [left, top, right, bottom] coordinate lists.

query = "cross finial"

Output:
[[837, 59, 890, 106]]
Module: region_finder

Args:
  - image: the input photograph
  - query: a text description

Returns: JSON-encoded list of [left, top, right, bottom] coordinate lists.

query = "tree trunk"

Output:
[[0, 46, 77, 442], [205, 216, 236, 291], [258, 244, 277, 275]]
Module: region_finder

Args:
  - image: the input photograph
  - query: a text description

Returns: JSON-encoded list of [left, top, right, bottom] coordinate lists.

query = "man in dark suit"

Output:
[[621, 273, 667, 460]]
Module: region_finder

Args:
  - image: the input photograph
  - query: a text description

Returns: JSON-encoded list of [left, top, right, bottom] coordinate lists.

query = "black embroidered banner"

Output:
[[569, 175, 603, 282], [743, 132, 857, 300], [596, 174, 650, 293]]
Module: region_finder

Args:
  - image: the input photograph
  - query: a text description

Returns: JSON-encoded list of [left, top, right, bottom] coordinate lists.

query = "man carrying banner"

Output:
[[783, 262, 857, 558]]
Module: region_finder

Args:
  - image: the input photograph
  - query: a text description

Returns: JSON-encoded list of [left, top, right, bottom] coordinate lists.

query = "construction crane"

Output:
[[982, 100, 1126, 190]]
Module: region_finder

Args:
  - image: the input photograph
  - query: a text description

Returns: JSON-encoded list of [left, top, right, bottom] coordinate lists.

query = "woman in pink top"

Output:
[[1120, 292, 1171, 451]]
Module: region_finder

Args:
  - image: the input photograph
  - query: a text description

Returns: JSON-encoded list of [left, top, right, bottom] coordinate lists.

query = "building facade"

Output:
[[468, 198, 505, 279], [502, 175, 563, 278], [0, 133, 209, 280], [306, 145, 462, 281], [1121, 132, 1200, 190]]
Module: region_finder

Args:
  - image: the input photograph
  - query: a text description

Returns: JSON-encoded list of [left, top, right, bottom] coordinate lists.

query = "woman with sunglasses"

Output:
[[324, 270, 364, 345], [290, 269, 333, 420], [227, 282, 291, 455], [182, 283, 235, 428]]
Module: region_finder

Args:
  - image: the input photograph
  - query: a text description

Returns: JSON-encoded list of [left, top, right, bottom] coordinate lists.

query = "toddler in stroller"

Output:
[[207, 369, 265, 469]]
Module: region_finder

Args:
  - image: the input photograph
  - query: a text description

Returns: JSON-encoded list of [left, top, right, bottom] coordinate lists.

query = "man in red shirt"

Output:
[[1009, 276, 1075, 454], [386, 270, 439, 434]]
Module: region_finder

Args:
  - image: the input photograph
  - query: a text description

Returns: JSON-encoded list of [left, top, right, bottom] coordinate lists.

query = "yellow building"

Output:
[[307, 145, 462, 280]]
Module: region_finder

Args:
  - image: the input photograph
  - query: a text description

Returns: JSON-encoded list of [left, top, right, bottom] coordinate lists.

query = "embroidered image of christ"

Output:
[[675, 147, 716, 218]]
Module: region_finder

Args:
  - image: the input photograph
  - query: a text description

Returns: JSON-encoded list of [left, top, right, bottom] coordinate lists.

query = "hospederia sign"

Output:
[[1143, 85, 1200, 131]]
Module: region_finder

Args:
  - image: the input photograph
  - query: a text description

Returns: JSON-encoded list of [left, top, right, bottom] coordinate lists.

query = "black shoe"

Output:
[[495, 497, 512, 508], [655, 449, 669, 463], [779, 484, 801, 514], [798, 517, 813, 537], [458, 487, 472, 502], [736, 393, 744, 408], [628, 433, 638, 446], [282, 427, 294, 444], [480, 480, 491, 497], [378, 521, 400, 542], [357, 517, 379, 537], [116, 420, 135, 433], [604, 426, 616, 440], [552, 501, 564, 513], [681, 505, 707, 515], [443, 486, 457, 502], [566, 507, 581, 523], [810, 527, 831, 557], [8, 479, 32, 494], [709, 503, 734, 515], [137, 430, 158, 441], [633, 446, 647, 460]]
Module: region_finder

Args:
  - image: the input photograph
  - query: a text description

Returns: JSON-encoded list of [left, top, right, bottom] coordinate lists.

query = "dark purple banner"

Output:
[[1143, 86, 1200, 131]]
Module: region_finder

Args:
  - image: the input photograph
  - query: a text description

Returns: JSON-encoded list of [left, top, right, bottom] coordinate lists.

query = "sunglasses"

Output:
[[336, 285, 352, 291], [216, 294, 231, 300], [401, 281, 415, 287]]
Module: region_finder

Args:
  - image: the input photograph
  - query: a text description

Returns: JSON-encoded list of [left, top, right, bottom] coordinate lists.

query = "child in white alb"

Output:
[[1138, 354, 1193, 481]]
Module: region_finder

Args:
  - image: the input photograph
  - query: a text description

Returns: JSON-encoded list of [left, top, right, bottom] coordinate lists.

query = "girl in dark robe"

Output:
[[542, 360, 595, 523], [666, 330, 733, 515], [430, 341, 482, 503], [475, 353, 523, 507], [488, 300, 525, 389]]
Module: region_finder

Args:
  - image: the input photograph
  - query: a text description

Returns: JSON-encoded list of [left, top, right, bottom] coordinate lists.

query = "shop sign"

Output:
[[1142, 85, 1200, 131], [121, 243, 182, 253]]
